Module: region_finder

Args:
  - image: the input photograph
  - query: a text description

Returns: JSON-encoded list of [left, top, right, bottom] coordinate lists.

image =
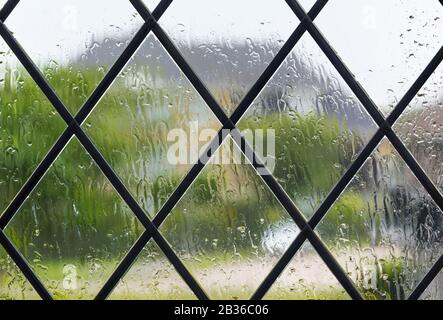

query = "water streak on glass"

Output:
[[420, 270, 443, 300], [317, 138, 443, 300], [238, 34, 378, 219], [84, 33, 221, 219], [160, 138, 300, 299], [5, 138, 143, 300]]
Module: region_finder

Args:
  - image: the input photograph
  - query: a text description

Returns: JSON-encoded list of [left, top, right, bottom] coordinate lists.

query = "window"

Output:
[[0, 0, 442, 300]]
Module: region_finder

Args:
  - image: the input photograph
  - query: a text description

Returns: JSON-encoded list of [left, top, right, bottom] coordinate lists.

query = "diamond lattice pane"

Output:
[[84, 33, 221, 219], [159, 0, 299, 114], [0, 39, 65, 215], [264, 240, 350, 300], [394, 63, 443, 194], [238, 33, 378, 219], [159, 138, 300, 299], [109, 240, 196, 300], [5, 0, 144, 113], [5, 138, 143, 299], [317, 138, 443, 300], [316, 0, 443, 115]]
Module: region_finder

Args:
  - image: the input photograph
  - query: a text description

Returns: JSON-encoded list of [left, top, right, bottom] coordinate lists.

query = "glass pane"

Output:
[[317, 138, 443, 300], [5, 138, 143, 300], [84, 33, 221, 219], [316, 0, 443, 115], [0, 245, 40, 300], [420, 271, 443, 300], [109, 241, 196, 300], [264, 241, 350, 300], [5, 0, 144, 113], [238, 34, 378, 219], [159, 0, 299, 114], [0, 40, 65, 214], [159, 138, 299, 299], [394, 64, 443, 194]]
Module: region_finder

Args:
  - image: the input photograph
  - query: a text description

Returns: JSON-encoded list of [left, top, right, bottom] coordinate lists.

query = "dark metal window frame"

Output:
[[0, 0, 441, 300]]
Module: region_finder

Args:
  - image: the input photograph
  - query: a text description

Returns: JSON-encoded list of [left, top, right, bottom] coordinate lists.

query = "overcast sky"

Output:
[[1, 0, 442, 108]]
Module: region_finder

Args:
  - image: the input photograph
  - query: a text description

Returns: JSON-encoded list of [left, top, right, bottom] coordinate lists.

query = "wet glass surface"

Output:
[[109, 240, 196, 300], [159, 0, 299, 114], [0, 0, 441, 301], [317, 138, 443, 300], [5, 0, 144, 113], [316, 0, 443, 115], [0, 39, 65, 215], [160, 138, 299, 299], [84, 33, 221, 219], [394, 64, 443, 194], [264, 241, 350, 300], [238, 34, 378, 219], [5, 138, 143, 299]]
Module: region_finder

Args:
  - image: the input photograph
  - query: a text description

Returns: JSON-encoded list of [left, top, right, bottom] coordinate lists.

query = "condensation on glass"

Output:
[[316, 0, 443, 115], [317, 138, 443, 300], [5, 138, 143, 299], [5, 0, 144, 113], [158, 0, 299, 114], [238, 33, 378, 219]]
